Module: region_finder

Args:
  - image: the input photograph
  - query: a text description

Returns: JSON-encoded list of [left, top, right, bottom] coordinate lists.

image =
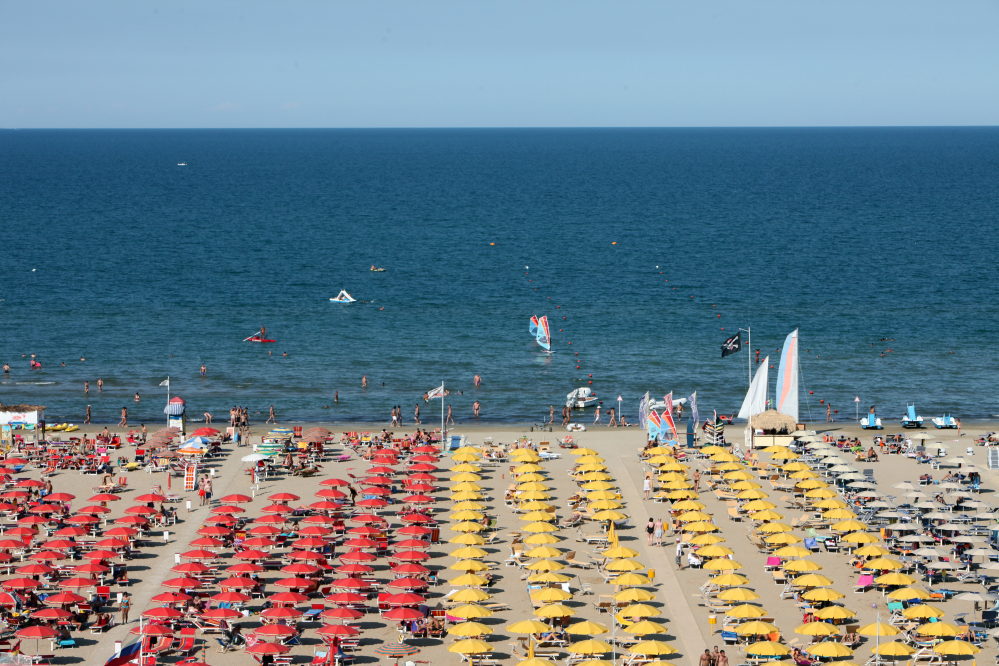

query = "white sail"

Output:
[[738, 357, 769, 419], [775, 329, 799, 422]]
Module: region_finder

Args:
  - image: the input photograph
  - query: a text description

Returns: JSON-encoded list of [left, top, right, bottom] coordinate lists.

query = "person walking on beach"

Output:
[[642, 475, 652, 500], [826, 404, 832, 422], [266, 405, 275, 424], [84, 381, 89, 395], [646, 517, 655, 545], [85, 405, 91, 424], [414, 404, 421, 424], [675, 538, 683, 569], [593, 405, 601, 426], [119, 407, 127, 427], [473, 401, 480, 418], [693, 469, 701, 491], [141, 424, 147, 443], [204, 476, 213, 505], [446, 405, 454, 426], [608, 408, 617, 427], [119, 593, 131, 624], [654, 517, 664, 546], [198, 476, 207, 506]]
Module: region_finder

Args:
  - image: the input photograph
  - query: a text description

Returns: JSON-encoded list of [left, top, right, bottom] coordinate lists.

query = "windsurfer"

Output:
[[261, 326, 266, 339]]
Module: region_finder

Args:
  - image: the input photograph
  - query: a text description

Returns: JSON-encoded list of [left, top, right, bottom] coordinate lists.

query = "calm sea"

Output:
[[1, 128, 997, 425]]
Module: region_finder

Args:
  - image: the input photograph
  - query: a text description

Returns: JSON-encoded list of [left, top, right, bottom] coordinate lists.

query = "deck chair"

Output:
[[854, 574, 874, 593], [803, 537, 820, 552], [566, 551, 593, 569], [863, 469, 876, 484]]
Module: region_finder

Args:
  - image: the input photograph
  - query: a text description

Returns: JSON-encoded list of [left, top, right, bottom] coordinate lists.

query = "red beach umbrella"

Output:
[[42, 493, 76, 502], [287, 550, 324, 561], [76, 505, 111, 515], [357, 499, 389, 508], [274, 577, 315, 589], [260, 607, 304, 619], [245, 642, 290, 656], [409, 455, 439, 463], [367, 466, 397, 475], [403, 495, 435, 505], [219, 494, 252, 503], [42, 591, 85, 605], [31, 608, 73, 620], [82, 550, 120, 561], [152, 592, 193, 604], [385, 593, 425, 605], [143, 607, 183, 619], [269, 493, 300, 502], [16, 564, 53, 576], [393, 539, 431, 550], [331, 578, 371, 590], [315, 489, 347, 500], [299, 526, 333, 537], [321, 607, 364, 621], [210, 506, 245, 515], [343, 537, 378, 549], [247, 526, 283, 536], [53, 527, 89, 537], [72, 562, 109, 575], [242, 537, 277, 548], [29, 551, 65, 562], [280, 564, 321, 576], [198, 526, 234, 537], [162, 577, 201, 589], [172, 563, 211, 575], [291, 537, 327, 549], [88, 493, 121, 503], [251, 515, 287, 525], [400, 514, 432, 524], [219, 577, 256, 589], [103, 528, 138, 538], [203, 608, 242, 620], [319, 479, 350, 487], [340, 550, 376, 563], [363, 476, 393, 486], [211, 591, 251, 604], [225, 563, 264, 575], [134, 493, 167, 503], [309, 501, 344, 511], [301, 515, 335, 525], [404, 483, 436, 493], [254, 624, 297, 638], [386, 577, 429, 590], [408, 464, 438, 472], [391, 563, 430, 575], [189, 537, 225, 548], [383, 607, 423, 620], [396, 526, 432, 536], [180, 550, 218, 560], [326, 592, 367, 605], [233, 550, 268, 561], [261, 505, 292, 514], [96, 538, 129, 549], [2, 578, 42, 590], [336, 563, 374, 575], [270, 591, 309, 605], [317, 624, 359, 636]]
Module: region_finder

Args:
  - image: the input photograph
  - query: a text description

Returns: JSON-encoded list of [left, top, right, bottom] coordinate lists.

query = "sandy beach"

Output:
[[6, 418, 999, 666]]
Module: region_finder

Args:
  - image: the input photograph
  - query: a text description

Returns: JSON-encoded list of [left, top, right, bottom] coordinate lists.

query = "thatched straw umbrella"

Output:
[[753, 410, 797, 433]]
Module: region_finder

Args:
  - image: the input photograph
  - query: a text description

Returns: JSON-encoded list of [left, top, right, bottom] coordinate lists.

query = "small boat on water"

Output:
[[370, 265, 386, 272], [177, 162, 187, 166], [330, 289, 356, 303], [565, 387, 598, 410], [901, 403, 924, 428], [932, 413, 958, 429]]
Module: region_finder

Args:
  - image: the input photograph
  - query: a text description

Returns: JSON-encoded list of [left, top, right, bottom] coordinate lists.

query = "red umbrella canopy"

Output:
[[331, 578, 372, 589], [73, 562, 110, 574], [269, 591, 309, 604], [246, 526, 283, 536], [325, 592, 367, 604], [287, 550, 324, 562], [363, 476, 393, 486], [211, 591, 251, 604], [203, 608, 242, 619], [26, 505, 57, 514], [356, 499, 389, 508], [43, 591, 85, 605], [383, 607, 423, 620], [412, 445, 439, 453], [319, 479, 350, 487], [134, 493, 167, 503], [18, 516, 50, 525], [321, 607, 364, 620], [274, 577, 315, 589], [309, 501, 344, 511], [88, 493, 121, 503], [31, 608, 73, 619], [301, 515, 335, 525], [0, 491, 31, 500], [269, 493, 301, 502], [162, 577, 202, 589], [189, 537, 225, 548], [391, 563, 430, 575], [359, 487, 391, 497], [172, 563, 211, 575], [366, 466, 397, 475], [115, 516, 149, 525], [298, 526, 333, 537], [204, 516, 237, 526], [408, 464, 438, 472], [401, 514, 432, 524], [124, 506, 157, 515], [59, 577, 98, 589], [152, 592, 193, 604], [219, 494, 253, 503], [82, 550, 120, 561], [385, 593, 425, 605], [198, 526, 234, 537], [246, 642, 291, 656], [408, 473, 438, 482], [65, 515, 99, 525], [219, 577, 256, 589], [261, 505, 292, 514], [143, 607, 183, 618], [16, 480, 46, 488], [191, 427, 219, 436], [336, 563, 374, 575], [209, 506, 245, 515], [30, 551, 65, 562], [233, 550, 268, 561], [371, 456, 399, 465], [386, 577, 429, 590], [76, 505, 111, 515], [315, 489, 347, 500], [343, 538, 378, 549], [291, 537, 327, 549], [103, 528, 138, 538], [409, 455, 439, 463], [393, 539, 431, 550], [181, 550, 218, 561], [404, 484, 436, 493], [2, 578, 42, 590], [16, 625, 59, 639], [317, 624, 360, 636], [242, 537, 277, 549], [281, 563, 321, 576], [352, 514, 387, 524], [42, 493, 76, 502], [42, 539, 79, 550], [225, 563, 264, 575], [260, 607, 304, 619], [17, 564, 53, 576], [53, 527, 88, 538], [254, 625, 296, 637], [392, 551, 431, 562], [340, 550, 376, 563], [130, 623, 175, 636], [0, 538, 27, 550], [403, 495, 435, 504], [348, 526, 382, 536]]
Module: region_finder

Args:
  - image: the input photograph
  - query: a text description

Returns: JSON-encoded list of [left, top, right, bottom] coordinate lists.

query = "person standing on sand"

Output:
[[646, 517, 655, 545], [957, 418, 962, 435], [141, 424, 147, 442], [675, 538, 683, 569], [204, 412, 212, 423], [266, 405, 275, 424], [119, 593, 131, 624], [693, 469, 701, 491], [549, 405, 555, 424], [414, 404, 421, 425], [699, 650, 712, 666], [446, 405, 454, 426], [642, 475, 652, 500], [608, 408, 617, 427], [204, 476, 213, 505], [593, 405, 601, 426], [119, 407, 127, 427], [85, 405, 91, 424], [654, 518, 664, 546], [198, 476, 207, 506], [826, 404, 832, 422]]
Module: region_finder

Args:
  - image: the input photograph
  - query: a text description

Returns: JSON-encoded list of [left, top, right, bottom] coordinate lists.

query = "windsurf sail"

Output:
[[738, 357, 769, 419], [647, 409, 662, 441], [638, 392, 650, 429], [661, 392, 678, 441], [529, 315, 539, 337], [775, 329, 799, 422], [536, 316, 551, 351]]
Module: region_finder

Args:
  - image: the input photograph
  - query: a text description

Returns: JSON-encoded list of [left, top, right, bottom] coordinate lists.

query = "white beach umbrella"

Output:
[[938, 482, 962, 490], [952, 536, 987, 544], [898, 534, 935, 543], [856, 491, 883, 499], [946, 492, 974, 500], [912, 547, 950, 558], [923, 512, 952, 520], [241, 453, 269, 462], [909, 432, 934, 441], [904, 491, 931, 499], [935, 523, 968, 531], [978, 562, 999, 571], [893, 482, 917, 490], [972, 512, 997, 520], [964, 548, 998, 558], [875, 511, 906, 519], [914, 501, 943, 509], [926, 560, 964, 570], [847, 480, 876, 488]]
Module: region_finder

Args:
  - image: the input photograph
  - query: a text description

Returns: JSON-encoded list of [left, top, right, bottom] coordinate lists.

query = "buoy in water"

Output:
[[809, 391, 814, 394], [490, 243, 495, 245], [820, 399, 824, 404], [612, 242, 617, 245]]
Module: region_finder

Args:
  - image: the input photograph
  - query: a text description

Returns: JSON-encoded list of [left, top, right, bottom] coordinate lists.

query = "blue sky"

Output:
[[2, 1, 997, 128]]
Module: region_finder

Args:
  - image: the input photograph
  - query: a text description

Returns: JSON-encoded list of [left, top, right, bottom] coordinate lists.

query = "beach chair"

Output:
[[803, 537, 820, 553], [854, 574, 874, 593]]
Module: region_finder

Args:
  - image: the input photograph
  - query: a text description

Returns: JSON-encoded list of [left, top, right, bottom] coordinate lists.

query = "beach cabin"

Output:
[[164, 397, 187, 439], [0, 403, 45, 447]]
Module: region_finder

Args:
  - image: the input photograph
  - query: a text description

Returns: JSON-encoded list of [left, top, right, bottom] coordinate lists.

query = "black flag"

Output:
[[721, 331, 742, 358]]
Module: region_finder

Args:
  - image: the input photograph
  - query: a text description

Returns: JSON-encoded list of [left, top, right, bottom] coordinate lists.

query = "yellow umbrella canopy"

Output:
[[886, 587, 930, 601], [450, 604, 494, 619], [737, 489, 770, 500], [782, 461, 811, 471], [518, 482, 551, 491], [710, 573, 750, 587], [450, 533, 487, 545], [789, 471, 820, 480], [696, 545, 735, 558], [933, 641, 981, 656], [524, 533, 562, 545], [723, 470, 754, 481], [761, 445, 791, 453], [804, 488, 838, 498], [660, 462, 689, 471], [661, 481, 693, 490], [452, 500, 487, 511], [526, 546, 564, 558], [605, 559, 646, 572], [576, 464, 608, 473], [813, 606, 856, 620], [534, 604, 577, 618], [611, 573, 651, 586], [603, 546, 641, 559], [451, 491, 484, 501], [689, 534, 725, 545], [589, 500, 623, 511], [748, 509, 785, 521], [770, 451, 799, 460], [449, 573, 490, 587], [515, 463, 544, 473], [508, 619, 552, 634], [901, 604, 945, 619], [616, 604, 661, 619], [566, 621, 609, 635], [773, 545, 811, 558], [450, 588, 492, 603], [531, 588, 573, 603], [796, 479, 828, 489], [591, 510, 628, 521], [525, 559, 566, 572], [584, 482, 616, 491], [670, 499, 706, 512], [703, 559, 742, 571], [783, 559, 822, 572], [676, 511, 713, 522], [700, 445, 728, 454], [448, 639, 492, 654], [519, 491, 552, 501], [736, 621, 779, 636], [520, 511, 557, 522], [832, 520, 869, 532], [745, 642, 790, 657], [812, 498, 849, 509], [450, 463, 483, 473], [523, 522, 558, 533], [742, 500, 776, 511], [841, 531, 879, 544], [864, 558, 904, 570], [727, 604, 768, 619], [729, 481, 763, 491], [876, 572, 918, 587], [858, 622, 900, 637], [629, 641, 677, 656], [518, 473, 547, 482], [873, 642, 916, 656], [717, 588, 760, 602], [575, 456, 605, 464], [711, 453, 741, 463], [529, 572, 572, 583], [664, 489, 698, 500], [521, 501, 555, 511], [451, 560, 491, 571], [801, 588, 845, 602], [657, 472, 688, 483], [447, 621, 493, 636], [716, 463, 746, 472], [807, 643, 854, 658], [613, 588, 656, 603], [646, 456, 674, 466], [450, 546, 488, 559], [915, 622, 961, 637], [795, 622, 840, 636], [756, 522, 793, 533], [451, 452, 481, 463], [566, 640, 613, 655], [822, 508, 857, 520], [854, 545, 892, 558], [581, 472, 613, 481], [624, 621, 667, 635], [682, 522, 719, 533], [794, 573, 834, 587], [451, 472, 483, 482], [763, 532, 802, 545], [572, 448, 600, 455], [451, 521, 486, 532]]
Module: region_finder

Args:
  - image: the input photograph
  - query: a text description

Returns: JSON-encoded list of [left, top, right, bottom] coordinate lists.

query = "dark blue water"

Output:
[[1, 128, 997, 425]]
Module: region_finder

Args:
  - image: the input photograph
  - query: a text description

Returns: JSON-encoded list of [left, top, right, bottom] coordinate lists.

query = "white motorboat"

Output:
[[565, 387, 598, 410], [648, 396, 686, 412]]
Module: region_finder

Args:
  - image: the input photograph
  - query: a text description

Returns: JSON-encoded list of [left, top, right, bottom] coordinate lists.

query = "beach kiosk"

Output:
[[164, 397, 187, 439], [0, 403, 45, 448]]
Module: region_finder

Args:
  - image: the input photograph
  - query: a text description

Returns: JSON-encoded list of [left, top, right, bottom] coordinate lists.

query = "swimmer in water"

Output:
[[134, 392, 140, 402], [97, 378, 103, 391], [362, 375, 367, 387], [2, 363, 8, 374], [200, 365, 207, 377]]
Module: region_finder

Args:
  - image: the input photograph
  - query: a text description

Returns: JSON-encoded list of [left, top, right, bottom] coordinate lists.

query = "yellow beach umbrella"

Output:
[[813, 606, 856, 620], [710, 573, 749, 587], [449, 573, 489, 587], [737, 621, 779, 636], [529, 572, 572, 583], [450, 511, 485, 522], [449, 589, 491, 604], [676, 511, 712, 522], [567, 640, 612, 655], [617, 604, 661, 619], [584, 482, 615, 492], [519, 491, 551, 501], [886, 587, 930, 601], [665, 490, 698, 500], [581, 473, 612, 481], [523, 522, 558, 533], [737, 489, 769, 500], [518, 482, 551, 491], [773, 545, 811, 558], [795, 622, 839, 636], [611, 573, 651, 586], [451, 472, 483, 482], [451, 491, 484, 501], [448, 639, 492, 654], [452, 501, 487, 511], [657, 472, 687, 483], [807, 643, 854, 658], [614, 588, 656, 602], [717, 588, 760, 602], [858, 622, 900, 637], [624, 621, 667, 635], [450, 521, 486, 532], [865, 558, 904, 570], [916, 622, 960, 637], [876, 572, 918, 587], [841, 531, 879, 544], [630, 641, 677, 656], [589, 500, 623, 510], [823, 508, 857, 520], [729, 481, 762, 491], [711, 453, 741, 463], [603, 546, 641, 559], [671, 500, 706, 512], [804, 489, 837, 499], [854, 545, 891, 558], [749, 509, 785, 521], [716, 463, 746, 472], [745, 642, 789, 657], [524, 533, 562, 545], [660, 462, 688, 471], [789, 471, 819, 480], [572, 448, 599, 455], [901, 604, 945, 619], [451, 452, 481, 462], [450, 560, 490, 571], [796, 479, 827, 489], [794, 573, 834, 587], [449, 604, 493, 619], [447, 621, 493, 636], [661, 481, 693, 490], [566, 621, 609, 635], [782, 461, 811, 471], [577, 464, 608, 473], [761, 445, 791, 453], [727, 604, 768, 619], [520, 511, 556, 522], [742, 500, 776, 511], [682, 522, 718, 533], [832, 520, 868, 532], [933, 641, 980, 656], [700, 446, 728, 454], [450, 546, 488, 559], [801, 588, 845, 602], [518, 473, 546, 482], [873, 642, 915, 656], [531, 588, 573, 603], [784, 559, 822, 572], [689, 534, 725, 545], [534, 604, 576, 618], [520, 501, 555, 511], [508, 619, 551, 634], [591, 510, 628, 522], [606, 559, 646, 572], [703, 559, 742, 571], [723, 471, 754, 481], [515, 463, 544, 474], [525, 559, 565, 571], [696, 545, 735, 558], [770, 451, 799, 460], [450, 464, 482, 473], [813, 498, 849, 509], [526, 546, 564, 558], [449, 533, 487, 545], [763, 533, 802, 545], [575, 456, 605, 464], [756, 522, 793, 533]]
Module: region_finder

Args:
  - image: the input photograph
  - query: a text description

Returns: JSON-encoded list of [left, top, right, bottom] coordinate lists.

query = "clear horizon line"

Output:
[[3, 124, 998, 131]]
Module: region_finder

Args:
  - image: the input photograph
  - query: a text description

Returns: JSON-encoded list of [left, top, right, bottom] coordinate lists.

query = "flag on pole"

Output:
[[103, 633, 141, 666], [159, 379, 170, 387], [721, 332, 742, 357], [426, 384, 444, 399], [661, 392, 678, 442], [638, 392, 650, 429], [687, 391, 698, 430]]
